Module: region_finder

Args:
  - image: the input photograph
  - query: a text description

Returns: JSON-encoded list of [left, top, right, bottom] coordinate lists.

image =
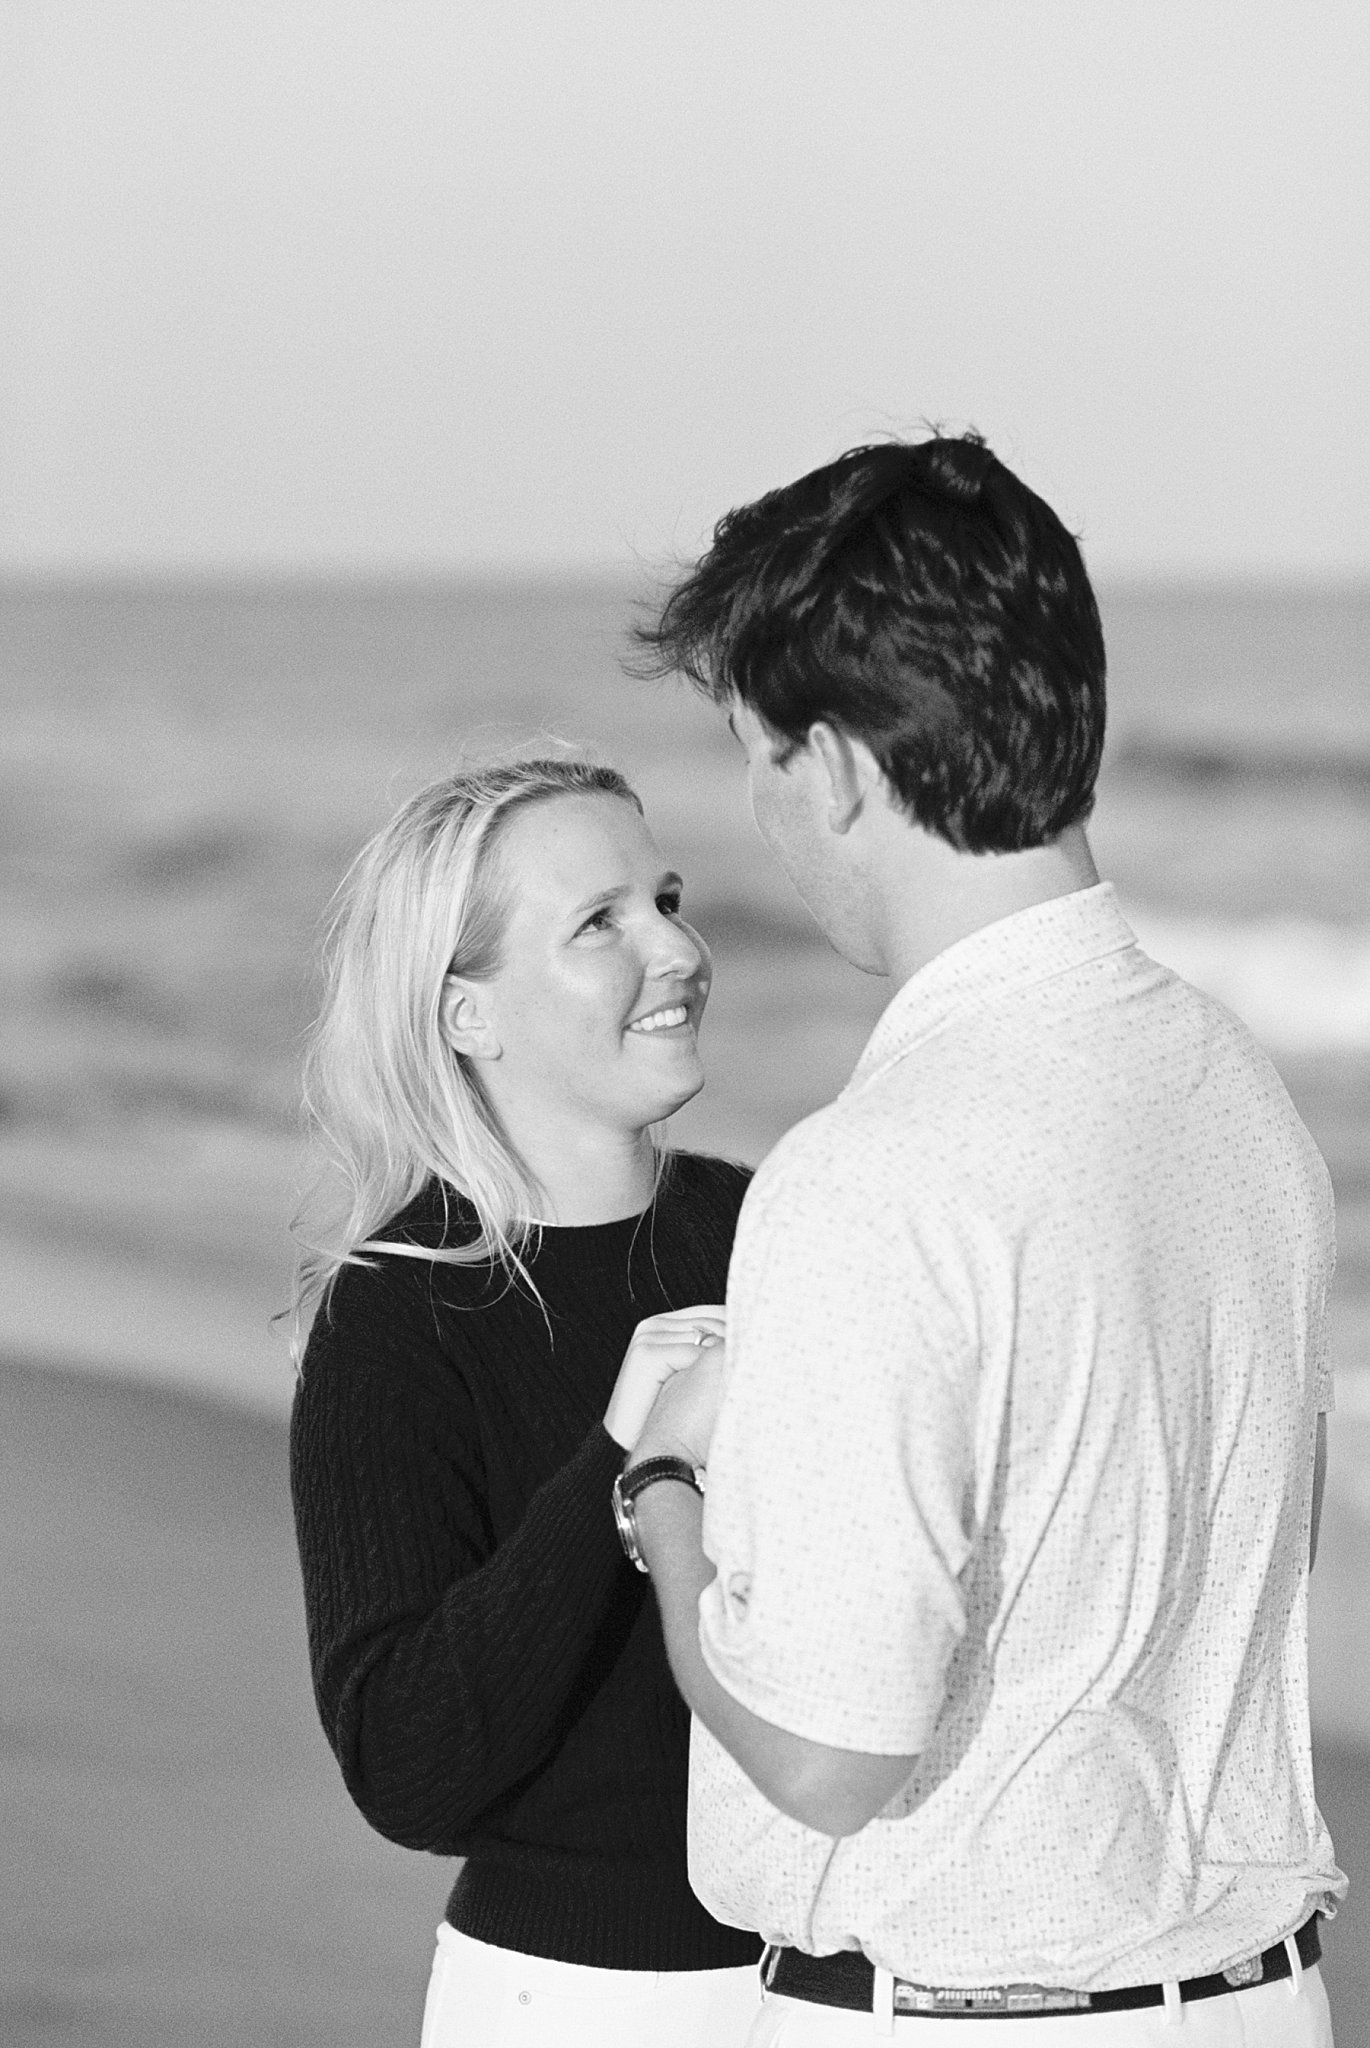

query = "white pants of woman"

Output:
[[743, 1965, 1334, 2048], [419, 1922, 761, 2047]]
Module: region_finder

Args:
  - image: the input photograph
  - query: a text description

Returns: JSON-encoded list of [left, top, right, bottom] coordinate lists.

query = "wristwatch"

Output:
[[612, 1456, 706, 1574]]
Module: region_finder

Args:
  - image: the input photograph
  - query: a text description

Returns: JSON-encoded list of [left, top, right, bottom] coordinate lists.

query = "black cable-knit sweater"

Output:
[[289, 1150, 763, 1972]]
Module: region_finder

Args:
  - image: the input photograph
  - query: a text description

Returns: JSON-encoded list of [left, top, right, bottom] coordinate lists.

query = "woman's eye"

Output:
[[578, 909, 613, 934]]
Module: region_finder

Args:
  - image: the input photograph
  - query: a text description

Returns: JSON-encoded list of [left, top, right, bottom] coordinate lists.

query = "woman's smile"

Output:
[[625, 996, 701, 1037]]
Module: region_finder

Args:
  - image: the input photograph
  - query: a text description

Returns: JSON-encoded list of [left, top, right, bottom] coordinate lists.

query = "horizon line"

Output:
[[2, 565, 1369, 598]]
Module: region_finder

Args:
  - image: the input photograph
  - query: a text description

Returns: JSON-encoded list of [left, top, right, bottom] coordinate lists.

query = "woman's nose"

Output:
[[648, 911, 708, 981]]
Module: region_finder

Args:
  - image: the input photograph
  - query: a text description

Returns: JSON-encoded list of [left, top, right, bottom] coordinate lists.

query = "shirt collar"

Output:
[[845, 882, 1137, 1095]]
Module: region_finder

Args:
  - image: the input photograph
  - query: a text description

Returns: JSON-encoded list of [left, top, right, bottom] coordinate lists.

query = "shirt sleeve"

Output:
[[290, 1255, 628, 1853], [1313, 1248, 1335, 1414], [698, 1116, 978, 1756]]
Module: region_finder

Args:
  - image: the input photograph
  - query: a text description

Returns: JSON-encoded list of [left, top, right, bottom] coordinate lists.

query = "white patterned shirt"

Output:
[[691, 883, 1344, 1991]]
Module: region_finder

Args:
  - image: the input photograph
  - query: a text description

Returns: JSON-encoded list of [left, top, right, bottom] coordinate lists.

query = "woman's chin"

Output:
[[643, 1066, 707, 1126]]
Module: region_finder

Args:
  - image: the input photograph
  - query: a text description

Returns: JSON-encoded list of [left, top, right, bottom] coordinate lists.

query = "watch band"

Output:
[[612, 1457, 705, 1574]]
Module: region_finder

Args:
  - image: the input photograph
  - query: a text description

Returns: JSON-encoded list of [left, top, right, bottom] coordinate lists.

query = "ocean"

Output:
[[0, 577, 1366, 1411], [1, 577, 1368, 1757]]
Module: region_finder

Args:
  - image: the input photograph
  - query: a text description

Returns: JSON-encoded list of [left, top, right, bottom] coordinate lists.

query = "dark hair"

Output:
[[634, 433, 1106, 853]]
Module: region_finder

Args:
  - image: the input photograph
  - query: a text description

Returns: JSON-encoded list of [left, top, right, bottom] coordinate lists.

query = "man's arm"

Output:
[[628, 1136, 966, 1834], [634, 1478, 917, 1838]]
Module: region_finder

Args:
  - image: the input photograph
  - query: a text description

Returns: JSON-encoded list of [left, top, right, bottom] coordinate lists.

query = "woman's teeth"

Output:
[[628, 1004, 689, 1035]]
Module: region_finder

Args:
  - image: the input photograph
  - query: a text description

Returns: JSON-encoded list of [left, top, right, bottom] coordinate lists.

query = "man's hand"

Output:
[[629, 1338, 727, 1472]]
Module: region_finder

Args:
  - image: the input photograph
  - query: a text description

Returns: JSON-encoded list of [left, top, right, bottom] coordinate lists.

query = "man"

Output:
[[613, 434, 1343, 2042]]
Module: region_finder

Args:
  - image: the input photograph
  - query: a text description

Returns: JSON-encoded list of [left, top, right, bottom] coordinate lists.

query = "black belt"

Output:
[[765, 1913, 1322, 2018]]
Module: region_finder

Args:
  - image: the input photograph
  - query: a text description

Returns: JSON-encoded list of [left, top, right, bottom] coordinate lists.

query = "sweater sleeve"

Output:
[[289, 1256, 631, 1854]]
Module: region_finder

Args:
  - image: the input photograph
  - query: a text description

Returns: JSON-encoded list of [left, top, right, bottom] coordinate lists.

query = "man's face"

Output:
[[728, 699, 884, 973], [728, 700, 814, 876]]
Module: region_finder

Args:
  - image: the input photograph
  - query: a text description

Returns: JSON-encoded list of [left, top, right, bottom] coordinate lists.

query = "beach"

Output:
[[3, 577, 1369, 2041], [1, 1358, 441, 2047], [3, 1354, 1367, 2046]]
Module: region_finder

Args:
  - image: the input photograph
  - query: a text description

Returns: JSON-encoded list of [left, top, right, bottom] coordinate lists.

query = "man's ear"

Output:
[[439, 976, 500, 1060], [808, 722, 875, 835]]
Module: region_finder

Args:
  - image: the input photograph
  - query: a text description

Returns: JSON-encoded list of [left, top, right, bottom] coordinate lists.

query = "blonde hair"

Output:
[[291, 757, 644, 1357]]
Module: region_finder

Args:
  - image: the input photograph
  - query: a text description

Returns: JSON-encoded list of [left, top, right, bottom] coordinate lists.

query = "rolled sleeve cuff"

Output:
[[697, 1582, 945, 1756]]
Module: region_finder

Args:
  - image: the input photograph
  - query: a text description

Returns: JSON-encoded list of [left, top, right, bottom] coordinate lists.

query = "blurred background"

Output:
[[2, 5, 1367, 2044]]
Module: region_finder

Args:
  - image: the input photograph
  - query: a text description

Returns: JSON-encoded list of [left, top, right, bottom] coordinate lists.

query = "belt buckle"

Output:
[[894, 1980, 1093, 2015], [1222, 1953, 1265, 1989]]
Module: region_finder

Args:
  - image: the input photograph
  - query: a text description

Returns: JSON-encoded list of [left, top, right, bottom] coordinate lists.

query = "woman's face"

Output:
[[453, 793, 712, 1140]]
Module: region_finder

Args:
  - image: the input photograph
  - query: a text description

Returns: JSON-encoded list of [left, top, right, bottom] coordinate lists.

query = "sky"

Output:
[[1, 1, 1366, 579]]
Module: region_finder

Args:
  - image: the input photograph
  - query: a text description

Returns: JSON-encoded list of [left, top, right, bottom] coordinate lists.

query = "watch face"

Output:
[[612, 1473, 650, 1573]]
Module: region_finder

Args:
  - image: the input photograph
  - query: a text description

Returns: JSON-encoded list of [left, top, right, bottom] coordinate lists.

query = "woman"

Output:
[[289, 757, 763, 2047]]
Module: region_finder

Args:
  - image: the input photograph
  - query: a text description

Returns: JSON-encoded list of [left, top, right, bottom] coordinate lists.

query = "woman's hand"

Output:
[[603, 1306, 726, 1453]]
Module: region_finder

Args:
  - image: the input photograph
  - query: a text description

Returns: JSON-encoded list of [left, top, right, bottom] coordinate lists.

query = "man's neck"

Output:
[[877, 823, 1101, 989]]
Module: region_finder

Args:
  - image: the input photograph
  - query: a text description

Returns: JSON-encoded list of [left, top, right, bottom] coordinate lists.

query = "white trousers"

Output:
[[744, 1966, 1333, 2048], [419, 1923, 761, 2047]]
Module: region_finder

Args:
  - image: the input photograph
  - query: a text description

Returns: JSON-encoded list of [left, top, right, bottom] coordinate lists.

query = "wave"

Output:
[[685, 896, 1370, 1055], [1125, 905, 1370, 1054], [1108, 739, 1370, 790]]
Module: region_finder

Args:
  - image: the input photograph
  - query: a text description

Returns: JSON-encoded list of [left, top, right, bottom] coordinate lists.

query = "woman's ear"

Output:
[[440, 976, 500, 1060]]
